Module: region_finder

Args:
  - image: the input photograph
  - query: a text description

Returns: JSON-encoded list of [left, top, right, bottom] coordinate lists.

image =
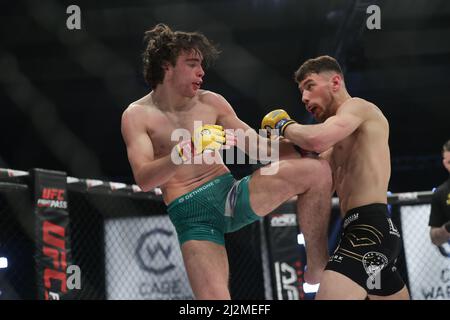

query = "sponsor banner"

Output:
[[33, 169, 72, 300], [105, 216, 194, 300], [270, 214, 297, 228], [400, 204, 450, 300], [265, 213, 305, 300]]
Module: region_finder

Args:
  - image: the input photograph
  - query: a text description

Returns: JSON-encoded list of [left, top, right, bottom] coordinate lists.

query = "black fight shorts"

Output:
[[325, 203, 405, 296]]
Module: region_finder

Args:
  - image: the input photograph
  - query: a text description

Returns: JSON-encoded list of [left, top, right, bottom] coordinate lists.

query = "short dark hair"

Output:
[[142, 23, 220, 89], [443, 140, 450, 153], [294, 55, 343, 83]]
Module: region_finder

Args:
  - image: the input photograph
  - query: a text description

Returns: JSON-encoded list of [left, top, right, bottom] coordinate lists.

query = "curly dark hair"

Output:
[[294, 55, 344, 83], [142, 23, 220, 89]]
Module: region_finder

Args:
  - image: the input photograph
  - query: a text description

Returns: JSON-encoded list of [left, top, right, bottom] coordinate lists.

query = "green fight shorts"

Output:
[[167, 173, 260, 246]]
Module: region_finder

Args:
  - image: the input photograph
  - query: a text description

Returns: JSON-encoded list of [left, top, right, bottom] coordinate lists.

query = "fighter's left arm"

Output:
[[283, 100, 365, 153], [202, 91, 273, 161]]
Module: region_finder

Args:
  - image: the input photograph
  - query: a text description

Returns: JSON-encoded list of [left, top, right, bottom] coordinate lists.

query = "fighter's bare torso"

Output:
[[127, 90, 229, 204], [328, 98, 391, 214]]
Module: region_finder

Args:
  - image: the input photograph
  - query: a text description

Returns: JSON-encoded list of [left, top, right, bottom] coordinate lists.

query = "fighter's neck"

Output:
[[150, 86, 193, 112], [333, 90, 352, 111]]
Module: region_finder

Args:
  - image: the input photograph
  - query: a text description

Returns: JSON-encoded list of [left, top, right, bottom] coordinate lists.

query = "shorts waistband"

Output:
[[167, 173, 233, 210], [344, 203, 389, 220]]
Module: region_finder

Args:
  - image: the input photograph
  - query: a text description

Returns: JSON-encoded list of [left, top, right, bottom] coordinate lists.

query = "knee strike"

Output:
[[310, 159, 332, 188]]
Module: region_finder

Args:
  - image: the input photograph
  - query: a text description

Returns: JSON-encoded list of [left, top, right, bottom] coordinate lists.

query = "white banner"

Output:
[[104, 216, 194, 300], [400, 204, 450, 300]]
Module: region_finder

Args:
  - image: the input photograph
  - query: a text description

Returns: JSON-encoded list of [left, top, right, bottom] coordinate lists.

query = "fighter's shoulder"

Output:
[[123, 103, 144, 120], [122, 101, 159, 127], [198, 90, 227, 104], [340, 97, 372, 110], [198, 90, 235, 114], [340, 97, 382, 117]]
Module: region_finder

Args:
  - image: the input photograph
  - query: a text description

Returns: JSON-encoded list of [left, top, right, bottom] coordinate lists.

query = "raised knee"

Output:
[[277, 158, 331, 190], [277, 160, 303, 182], [298, 159, 332, 190], [311, 159, 332, 183]]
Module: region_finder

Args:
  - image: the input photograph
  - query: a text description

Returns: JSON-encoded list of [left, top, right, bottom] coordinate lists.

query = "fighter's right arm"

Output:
[[262, 100, 364, 153], [428, 192, 450, 245], [430, 223, 450, 246], [121, 107, 178, 192]]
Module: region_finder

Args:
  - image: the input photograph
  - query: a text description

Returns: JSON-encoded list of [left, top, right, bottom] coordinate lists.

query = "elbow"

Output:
[[429, 231, 443, 246], [135, 178, 147, 192], [134, 172, 153, 193], [429, 230, 437, 245], [138, 183, 153, 193], [430, 237, 439, 246], [137, 180, 158, 193], [136, 178, 156, 193], [430, 236, 444, 247]]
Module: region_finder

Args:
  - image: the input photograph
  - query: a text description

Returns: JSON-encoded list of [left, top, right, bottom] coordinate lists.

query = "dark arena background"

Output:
[[0, 0, 449, 304]]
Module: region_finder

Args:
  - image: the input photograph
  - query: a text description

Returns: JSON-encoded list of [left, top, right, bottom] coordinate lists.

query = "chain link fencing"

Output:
[[0, 168, 447, 300]]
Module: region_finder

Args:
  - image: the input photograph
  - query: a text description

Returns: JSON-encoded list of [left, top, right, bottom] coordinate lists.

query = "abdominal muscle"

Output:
[[335, 163, 389, 215]]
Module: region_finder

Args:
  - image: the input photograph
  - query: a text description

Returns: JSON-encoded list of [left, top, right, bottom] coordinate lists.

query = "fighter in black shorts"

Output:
[[261, 56, 410, 299], [327, 203, 404, 296]]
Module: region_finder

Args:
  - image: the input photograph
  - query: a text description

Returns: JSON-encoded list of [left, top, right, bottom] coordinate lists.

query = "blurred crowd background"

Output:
[[1, 0, 449, 192]]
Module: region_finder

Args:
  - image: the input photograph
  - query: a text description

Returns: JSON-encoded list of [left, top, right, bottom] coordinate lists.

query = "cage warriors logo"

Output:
[[135, 228, 193, 299], [136, 229, 175, 275], [37, 188, 68, 209]]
